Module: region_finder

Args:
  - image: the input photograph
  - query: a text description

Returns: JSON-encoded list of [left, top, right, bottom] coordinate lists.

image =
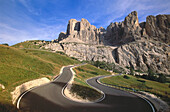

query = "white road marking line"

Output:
[[61, 65, 106, 103], [16, 65, 68, 109], [97, 75, 155, 112]]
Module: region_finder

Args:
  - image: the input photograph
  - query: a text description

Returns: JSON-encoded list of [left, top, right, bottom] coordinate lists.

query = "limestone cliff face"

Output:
[[43, 11, 170, 75], [58, 32, 67, 41], [44, 43, 116, 63], [145, 15, 170, 44], [58, 18, 105, 45], [105, 11, 170, 45], [105, 11, 142, 45], [43, 40, 170, 74], [115, 40, 170, 74]]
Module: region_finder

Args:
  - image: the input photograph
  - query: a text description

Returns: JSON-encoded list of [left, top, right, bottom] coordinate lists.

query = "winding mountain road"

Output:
[[18, 65, 154, 112]]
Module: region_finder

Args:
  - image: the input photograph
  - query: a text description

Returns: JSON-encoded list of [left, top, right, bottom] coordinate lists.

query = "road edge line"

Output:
[[16, 65, 67, 109], [61, 65, 106, 103], [16, 82, 51, 109], [97, 75, 155, 112]]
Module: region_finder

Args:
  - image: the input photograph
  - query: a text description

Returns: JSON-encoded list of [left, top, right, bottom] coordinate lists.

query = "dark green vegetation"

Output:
[[0, 43, 9, 46], [0, 45, 79, 111], [84, 61, 126, 73], [132, 68, 169, 83], [71, 64, 111, 100], [101, 74, 170, 104], [126, 66, 169, 84]]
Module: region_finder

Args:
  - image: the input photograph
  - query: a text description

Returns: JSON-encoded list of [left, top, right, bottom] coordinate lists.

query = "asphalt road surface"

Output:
[[18, 65, 153, 112]]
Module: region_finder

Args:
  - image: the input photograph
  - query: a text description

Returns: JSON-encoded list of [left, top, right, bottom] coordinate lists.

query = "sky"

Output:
[[0, 0, 170, 45]]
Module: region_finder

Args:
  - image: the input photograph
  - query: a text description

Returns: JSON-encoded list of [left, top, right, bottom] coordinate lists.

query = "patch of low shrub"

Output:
[[123, 75, 130, 79]]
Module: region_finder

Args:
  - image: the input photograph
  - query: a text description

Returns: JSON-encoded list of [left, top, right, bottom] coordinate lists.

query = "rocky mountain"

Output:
[[43, 11, 170, 75], [105, 11, 142, 45], [115, 40, 169, 74], [145, 14, 170, 44], [57, 18, 106, 45], [105, 11, 170, 45]]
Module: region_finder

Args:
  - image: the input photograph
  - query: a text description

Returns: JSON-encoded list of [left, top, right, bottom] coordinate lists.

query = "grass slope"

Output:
[[12, 40, 50, 49], [0, 45, 79, 111], [101, 74, 170, 104], [71, 64, 111, 100]]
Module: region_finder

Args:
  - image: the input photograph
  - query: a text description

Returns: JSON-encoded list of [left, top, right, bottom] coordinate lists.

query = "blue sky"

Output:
[[0, 0, 170, 45]]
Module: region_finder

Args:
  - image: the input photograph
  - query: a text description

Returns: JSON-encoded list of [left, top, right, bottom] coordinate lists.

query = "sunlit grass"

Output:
[[0, 45, 80, 111], [101, 74, 170, 104]]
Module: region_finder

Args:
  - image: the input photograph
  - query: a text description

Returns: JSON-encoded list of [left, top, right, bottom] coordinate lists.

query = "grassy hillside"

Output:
[[12, 40, 50, 49], [71, 64, 111, 100], [0, 45, 79, 111], [100, 74, 170, 104]]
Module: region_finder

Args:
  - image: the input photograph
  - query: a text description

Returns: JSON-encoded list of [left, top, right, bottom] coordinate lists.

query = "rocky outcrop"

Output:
[[44, 39, 170, 74], [43, 43, 64, 51], [0, 84, 5, 89], [64, 44, 115, 62], [58, 32, 67, 41], [59, 18, 106, 45], [145, 15, 170, 44], [105, 11, 142, 45], [44, 43, 116, 63], [114, 40, 170, 74]]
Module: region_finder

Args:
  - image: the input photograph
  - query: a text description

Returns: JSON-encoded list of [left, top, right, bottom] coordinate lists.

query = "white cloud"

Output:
[[18, 0, 41, 15], [0, 23, 65, 45], [0, 0, 66, 45], [93, 0, 170, 27]]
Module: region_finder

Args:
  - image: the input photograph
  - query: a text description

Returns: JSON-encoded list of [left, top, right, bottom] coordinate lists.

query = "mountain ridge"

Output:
[[56, 11, 170, 45], [21, 11, 170, 75]]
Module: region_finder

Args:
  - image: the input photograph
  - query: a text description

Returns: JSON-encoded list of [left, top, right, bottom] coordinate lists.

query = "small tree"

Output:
[[158, 74, 166, 83], [123, 75, 130, 79], [147, 68, 156, 81], [94, 61, 100, 68], [130, 67, 134, 75], [1, 43, 9, 46]]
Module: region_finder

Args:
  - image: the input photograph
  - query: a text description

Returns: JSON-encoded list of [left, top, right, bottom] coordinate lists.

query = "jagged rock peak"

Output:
[[57, 11, 169, 45], [66, 19, 80, 35], [58, 32, 66, 41], [145, 14, 170, 44], [105, 11, 142, 45], [98, 27, 106, 32], [124, 11, 140, 27], [59, 18, 105, 45], [66, 18, 95, 35]]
